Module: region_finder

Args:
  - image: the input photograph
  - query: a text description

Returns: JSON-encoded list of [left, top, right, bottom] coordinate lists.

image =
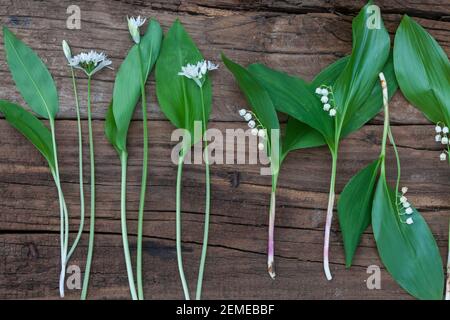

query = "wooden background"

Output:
[[0, 0, 449, 300]]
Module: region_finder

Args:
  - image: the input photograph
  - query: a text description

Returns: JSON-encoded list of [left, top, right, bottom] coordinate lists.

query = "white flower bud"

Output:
[[403, 202, 411, 208], [127, 16, 146, 44], [321, 96, 329, 103], [258, 142, 265, 151], [401, 187, 408, 194], [441, 137, 449, 145], [440, 152, 447, 161], [405, 207, 413, 215], [239, 109, 247, 116], [244, 113, 252, 121], [323, 103, 331, 111], [62, 40, 72, 62], [406, 217, 414, 224], [443, 127, 449, 134], [251, 128, 258, 136], [435, 125, 442, 133], [329, 109, 336, 117], [315, 87, 322, 95], [321, 88, 329, 96], [400, 196, 407, 203], [248, 120, 256, 128], [435, 134, 442, 142], [258, 129, 266, 138]]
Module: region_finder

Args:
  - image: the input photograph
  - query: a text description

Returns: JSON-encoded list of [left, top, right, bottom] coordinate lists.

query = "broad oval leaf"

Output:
[[155, 19, 212, 145], [372, 177, 444, 300], [337, 159, 380, 267], [394, 15, 450, 125], [333, 3, 390, 133], [3, 27, 59, 119], [247, 63, 333, 145], [112, 19, 162, 152], [0, 100, 55, 170], [282, 117, 325, 161], [222, 54, 281, 167]]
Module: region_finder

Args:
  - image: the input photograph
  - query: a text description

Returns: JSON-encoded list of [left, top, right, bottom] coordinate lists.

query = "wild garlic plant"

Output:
[[0, 27, 84, 297], [64, 43, 112, 299], [393, 15, 450, 299], [337, 73, 444, 300], [105, 17, 162, 300], [156, 20, 216, 300]]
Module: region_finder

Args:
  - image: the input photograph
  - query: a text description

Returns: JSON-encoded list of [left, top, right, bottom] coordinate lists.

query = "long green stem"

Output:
[[119, 151, 138, 300], [136, 44, 148, 300], [196, 86, 211, 300], [176, 149, 190, 300], [66, 67, 85, 262], [81, 76, 95, 300], [50, 119, 68, 298], [446, 219, 450, 299]]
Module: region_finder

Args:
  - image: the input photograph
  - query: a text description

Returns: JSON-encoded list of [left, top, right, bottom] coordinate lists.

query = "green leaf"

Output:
[[112, 19, 162, 152], [282, 117, 325, 161], [222, 54, 281, 168], [104, 101, 121, 155], [337, 159, 380, 267], [394, 15, 450, 125], [155, 19, 212, 145], [311, 56, 350, 89], [3, 27, 59, 119], [334, 3, 390, 134], [247, 63, 333, 145], [0, 100, 55, 170], [372, 177, 444, 300], [340, 55, 398, 137]]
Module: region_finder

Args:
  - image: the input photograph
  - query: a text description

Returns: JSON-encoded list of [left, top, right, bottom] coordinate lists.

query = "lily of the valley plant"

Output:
[[105, 16, 162, 300], [337, 73, 444, 299], [155, 20, 217, 300], [393, 15, 450, 299], [0, 27, 87, 297], [223, 2, 395, 280], [62, 40, 112, 299]]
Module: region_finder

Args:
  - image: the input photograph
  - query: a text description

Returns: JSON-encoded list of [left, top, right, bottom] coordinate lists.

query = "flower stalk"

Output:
[[136, 42, 149, 301], [267, 172, 279, 279]]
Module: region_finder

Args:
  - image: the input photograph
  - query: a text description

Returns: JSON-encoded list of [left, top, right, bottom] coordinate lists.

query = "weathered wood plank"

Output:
[[0, 120, 448, 299], [0, 0, 448, 123]]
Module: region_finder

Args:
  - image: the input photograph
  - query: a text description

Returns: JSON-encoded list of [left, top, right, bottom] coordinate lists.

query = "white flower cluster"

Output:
[[238, 108, 266, 151], [434, 123, 449, 161], [398, 186, 414, 225], [315, 85, 336, 117], [178, 60, 219, 87], [127, 16, 146, 44], [64, 44, 112, 77]]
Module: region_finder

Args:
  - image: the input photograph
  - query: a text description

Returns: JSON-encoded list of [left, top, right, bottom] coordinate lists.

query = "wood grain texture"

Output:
[[0, 0, 449, 299]]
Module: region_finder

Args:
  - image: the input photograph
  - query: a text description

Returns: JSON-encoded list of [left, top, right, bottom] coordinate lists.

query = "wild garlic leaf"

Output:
[[372, 177, 444, 300], [394, 15, 450, 125], [112, 19, 162, 152], [104, 101, 121, 155], [155, 19, 212, 145], [0, 100, 55, 170], [247, 63, 333, 146], [3, 27, 58, 120], [333, 2, 390, 134], [337, 159, 380, 267]]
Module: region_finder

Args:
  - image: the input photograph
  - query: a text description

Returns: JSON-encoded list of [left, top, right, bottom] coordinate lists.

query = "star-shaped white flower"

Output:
[[69, 50, 112, 77]]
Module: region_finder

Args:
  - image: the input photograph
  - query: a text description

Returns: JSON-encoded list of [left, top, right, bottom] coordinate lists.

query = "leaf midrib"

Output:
[[6, 35, 53, 120]]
